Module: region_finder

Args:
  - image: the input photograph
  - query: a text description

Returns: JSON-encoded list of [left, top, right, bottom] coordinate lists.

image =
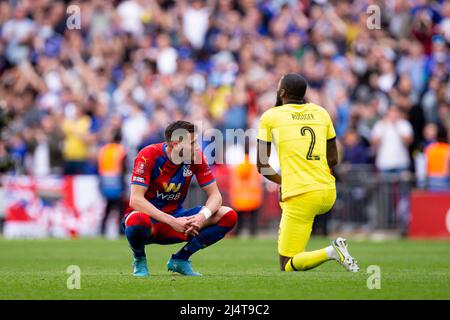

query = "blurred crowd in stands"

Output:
[[0, 0, 449, 190]]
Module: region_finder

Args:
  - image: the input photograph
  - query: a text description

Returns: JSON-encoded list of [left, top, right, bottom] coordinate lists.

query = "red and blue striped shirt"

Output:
[[125, 142, 215, 214]]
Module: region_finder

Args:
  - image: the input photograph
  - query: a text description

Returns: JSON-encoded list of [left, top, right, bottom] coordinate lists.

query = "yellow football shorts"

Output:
[[278, 188, 337, 257]]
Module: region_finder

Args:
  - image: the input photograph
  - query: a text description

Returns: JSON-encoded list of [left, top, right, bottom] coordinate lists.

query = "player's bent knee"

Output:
[[125, 212, 152, 229], [217, 207, 238, 229]]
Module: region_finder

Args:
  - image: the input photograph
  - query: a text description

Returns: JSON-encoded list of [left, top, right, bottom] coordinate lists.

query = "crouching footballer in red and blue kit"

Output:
[[122, 121, 237, 277]]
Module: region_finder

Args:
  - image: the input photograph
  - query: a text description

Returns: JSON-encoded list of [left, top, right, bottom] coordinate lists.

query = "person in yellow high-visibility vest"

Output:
[[425, 126, 450, 191], [230, 153, 263, 236], [98, 131, 127, 236]]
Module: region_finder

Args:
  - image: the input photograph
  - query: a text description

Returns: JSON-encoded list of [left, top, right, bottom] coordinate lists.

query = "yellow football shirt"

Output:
[[257, 103, 336, 200]]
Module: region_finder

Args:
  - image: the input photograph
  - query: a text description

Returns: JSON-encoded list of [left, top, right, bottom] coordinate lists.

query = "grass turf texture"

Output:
[[0, 237, 449, 299]]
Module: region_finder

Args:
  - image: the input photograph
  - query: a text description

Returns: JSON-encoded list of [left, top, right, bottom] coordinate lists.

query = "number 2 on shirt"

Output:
[[301, 126, 320, 160]]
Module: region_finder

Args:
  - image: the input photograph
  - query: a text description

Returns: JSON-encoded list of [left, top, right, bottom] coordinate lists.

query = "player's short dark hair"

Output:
[[165, 120, 196, 142], [280, 73, 308, 100]]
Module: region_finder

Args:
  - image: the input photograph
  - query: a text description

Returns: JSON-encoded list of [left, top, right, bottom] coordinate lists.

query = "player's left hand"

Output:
[[185, 213, 206, 236], [278, 185, 283, 203]]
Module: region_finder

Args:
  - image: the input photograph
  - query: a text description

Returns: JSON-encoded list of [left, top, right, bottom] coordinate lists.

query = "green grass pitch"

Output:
[[0, 236, 449, 299]]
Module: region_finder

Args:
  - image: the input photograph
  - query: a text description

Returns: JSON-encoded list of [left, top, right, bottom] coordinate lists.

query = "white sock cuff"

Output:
[[325, 245, 338, 260]]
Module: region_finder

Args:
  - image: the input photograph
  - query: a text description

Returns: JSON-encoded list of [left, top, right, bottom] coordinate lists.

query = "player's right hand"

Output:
[[170, 217, 191, 233]]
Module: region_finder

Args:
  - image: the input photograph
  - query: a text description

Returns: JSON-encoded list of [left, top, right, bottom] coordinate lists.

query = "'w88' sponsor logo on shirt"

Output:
[[156, 182, 182, 201]]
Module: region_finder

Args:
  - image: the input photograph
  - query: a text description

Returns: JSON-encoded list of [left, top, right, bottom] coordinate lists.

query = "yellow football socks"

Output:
[[284, 248, 330, 271]]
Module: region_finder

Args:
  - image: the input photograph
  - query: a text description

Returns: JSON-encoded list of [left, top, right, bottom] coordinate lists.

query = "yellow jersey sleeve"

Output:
[[326, 111, 336, 140], [257, 110, 272, 142]]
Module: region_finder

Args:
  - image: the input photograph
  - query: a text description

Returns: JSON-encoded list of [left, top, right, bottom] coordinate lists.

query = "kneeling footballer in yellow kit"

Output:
[[256, 73, 359, 272]]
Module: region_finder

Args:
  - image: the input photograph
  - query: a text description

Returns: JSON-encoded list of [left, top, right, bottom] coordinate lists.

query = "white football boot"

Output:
[[331, 237, 360, 272]]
